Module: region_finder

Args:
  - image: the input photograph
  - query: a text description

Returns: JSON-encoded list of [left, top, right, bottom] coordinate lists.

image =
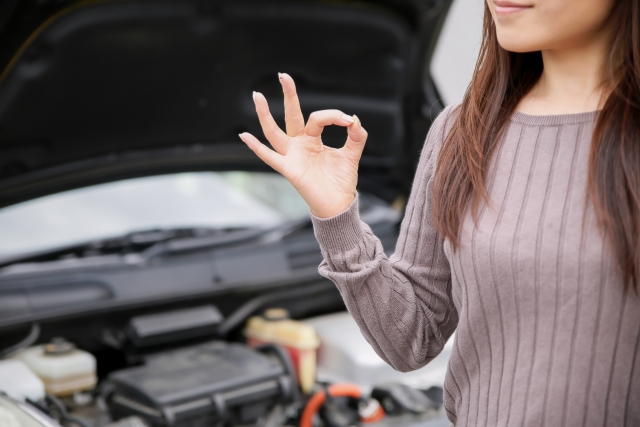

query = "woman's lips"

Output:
[[494, 0, 533, 15]]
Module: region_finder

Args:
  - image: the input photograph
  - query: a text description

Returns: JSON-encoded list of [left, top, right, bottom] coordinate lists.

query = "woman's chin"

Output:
[[496, 34, 547, 53]]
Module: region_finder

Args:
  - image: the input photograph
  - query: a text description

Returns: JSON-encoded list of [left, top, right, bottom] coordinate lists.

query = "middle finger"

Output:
[[279, 73, 305, 137]]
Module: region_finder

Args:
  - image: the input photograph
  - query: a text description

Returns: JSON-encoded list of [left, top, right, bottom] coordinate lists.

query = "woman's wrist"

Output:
[[309, 193, 356, 219], [310, 196, 364, 253]]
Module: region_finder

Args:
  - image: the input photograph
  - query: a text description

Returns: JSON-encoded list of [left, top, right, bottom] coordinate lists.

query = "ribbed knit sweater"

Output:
[[310, 105, 640, 426]]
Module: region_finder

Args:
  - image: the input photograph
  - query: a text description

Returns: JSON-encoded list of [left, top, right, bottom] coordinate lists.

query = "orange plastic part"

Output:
[[300, 383, 368, 427], [359, 398, 385, 423]]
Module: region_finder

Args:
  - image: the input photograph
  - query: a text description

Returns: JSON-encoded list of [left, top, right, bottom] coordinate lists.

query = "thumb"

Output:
[[344, 115, 368, 158]]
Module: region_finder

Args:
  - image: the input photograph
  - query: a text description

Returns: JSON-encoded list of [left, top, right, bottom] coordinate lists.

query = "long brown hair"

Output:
[[432, 0, 640, 291]]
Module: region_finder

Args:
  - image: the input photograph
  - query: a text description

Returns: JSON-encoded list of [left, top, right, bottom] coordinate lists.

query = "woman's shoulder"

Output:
[[423, 103, 461, 156], [436, 103, 461, 119], [430, 104, 460, 140]]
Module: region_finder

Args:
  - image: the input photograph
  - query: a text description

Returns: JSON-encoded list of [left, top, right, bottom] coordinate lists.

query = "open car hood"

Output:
[[0, 0, 451, 208]]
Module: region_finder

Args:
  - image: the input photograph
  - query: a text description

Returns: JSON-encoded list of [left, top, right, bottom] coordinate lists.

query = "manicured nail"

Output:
[[342, 114, 355, 123]]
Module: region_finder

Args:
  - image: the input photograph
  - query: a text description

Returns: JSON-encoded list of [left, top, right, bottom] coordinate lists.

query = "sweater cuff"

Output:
[[310, 196, 367, 254]]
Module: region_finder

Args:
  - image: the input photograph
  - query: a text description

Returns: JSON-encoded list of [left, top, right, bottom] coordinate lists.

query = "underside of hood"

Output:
[[0, 0, 451, 208]]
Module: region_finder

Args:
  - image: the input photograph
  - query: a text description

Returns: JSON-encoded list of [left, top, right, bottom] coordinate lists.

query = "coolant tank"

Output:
[[11, 338, 97, 396], [0, 359, 44, 402], [245, 309, 320, 394]]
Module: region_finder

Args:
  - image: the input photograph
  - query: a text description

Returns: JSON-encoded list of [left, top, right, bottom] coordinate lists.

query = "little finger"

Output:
[[239, 132, 285, 174]]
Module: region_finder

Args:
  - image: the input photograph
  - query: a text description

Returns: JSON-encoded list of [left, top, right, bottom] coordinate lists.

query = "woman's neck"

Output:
[[517, 29, 613, 116]]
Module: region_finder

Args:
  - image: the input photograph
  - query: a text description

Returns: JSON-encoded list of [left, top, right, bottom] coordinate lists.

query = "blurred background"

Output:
[[0, 0, 482, 426]]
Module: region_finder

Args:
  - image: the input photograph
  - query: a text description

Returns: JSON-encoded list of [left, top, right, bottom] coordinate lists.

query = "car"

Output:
[[0, 0, 461, 426]]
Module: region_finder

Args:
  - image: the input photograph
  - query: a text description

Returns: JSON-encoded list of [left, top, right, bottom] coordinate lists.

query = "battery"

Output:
[[107, 341, 296, 426]]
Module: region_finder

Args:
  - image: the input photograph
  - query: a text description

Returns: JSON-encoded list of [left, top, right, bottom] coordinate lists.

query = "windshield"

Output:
[[0, 172, 309, 257]]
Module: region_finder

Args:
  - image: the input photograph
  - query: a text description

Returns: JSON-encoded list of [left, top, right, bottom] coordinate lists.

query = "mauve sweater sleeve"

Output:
[[310, 105, 459, 372]]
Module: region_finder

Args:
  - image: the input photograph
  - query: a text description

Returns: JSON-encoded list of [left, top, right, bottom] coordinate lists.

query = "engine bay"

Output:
[[0, 304, 450, 427], [0, 186, 448, 427], [0, 187, 445, 427]]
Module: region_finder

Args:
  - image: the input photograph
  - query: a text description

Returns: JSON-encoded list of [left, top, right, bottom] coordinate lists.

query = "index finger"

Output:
[[304, 110, 356, 137]]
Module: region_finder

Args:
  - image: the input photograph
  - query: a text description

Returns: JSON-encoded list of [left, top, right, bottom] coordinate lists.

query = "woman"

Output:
[[239, 0, 640, 425]]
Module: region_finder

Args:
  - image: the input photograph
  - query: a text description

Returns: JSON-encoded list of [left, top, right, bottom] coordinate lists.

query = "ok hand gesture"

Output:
[[239, 73, 368, 218]]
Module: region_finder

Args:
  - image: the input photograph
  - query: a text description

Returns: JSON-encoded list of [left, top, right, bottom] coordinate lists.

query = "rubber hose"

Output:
[[299, 384, 362, 427], [0, 323, 40, 359]]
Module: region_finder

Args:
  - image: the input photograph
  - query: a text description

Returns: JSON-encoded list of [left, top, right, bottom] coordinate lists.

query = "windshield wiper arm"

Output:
[[139, 228, 267, 259], [0, 219, 313, 270], [0, 226, 256, 269], [140, 218, 312, 260]]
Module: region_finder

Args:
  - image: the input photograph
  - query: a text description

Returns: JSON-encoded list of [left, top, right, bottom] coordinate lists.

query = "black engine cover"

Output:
[[107, 341, 296, 426]]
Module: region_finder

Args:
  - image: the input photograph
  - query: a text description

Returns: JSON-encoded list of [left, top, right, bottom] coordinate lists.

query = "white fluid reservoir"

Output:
[[11, 338, 97, 396], [304, 312, 454, 393], [0, 359, 45, 402]]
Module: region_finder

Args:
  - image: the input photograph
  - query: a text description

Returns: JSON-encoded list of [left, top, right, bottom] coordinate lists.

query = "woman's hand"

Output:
[[238, 73, 368, 218]]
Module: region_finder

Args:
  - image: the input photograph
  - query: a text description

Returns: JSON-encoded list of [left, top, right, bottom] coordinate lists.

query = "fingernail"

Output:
[[352, 115, 360, 126], [238, 133, 244, 139], [278, 73, 283, 80], [343, 114, 355, 123], [252, 91, 257, 101]]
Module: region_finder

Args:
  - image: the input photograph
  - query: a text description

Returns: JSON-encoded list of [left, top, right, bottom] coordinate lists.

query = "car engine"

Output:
[[0, 304, 449, 427]]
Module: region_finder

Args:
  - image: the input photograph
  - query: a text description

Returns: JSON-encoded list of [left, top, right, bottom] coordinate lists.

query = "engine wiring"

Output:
[[0, 322, 40, 359]]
